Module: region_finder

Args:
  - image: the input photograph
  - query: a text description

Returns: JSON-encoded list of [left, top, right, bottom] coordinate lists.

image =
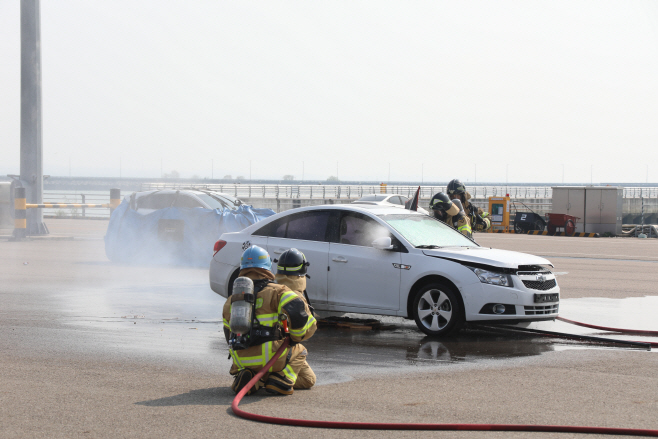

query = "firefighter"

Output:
[[274, 248, 310, 298], [429, 191, 473, 238], [274, 248, 317, 318], [447, 179, 491, 232], [223, 245, 317, 396]]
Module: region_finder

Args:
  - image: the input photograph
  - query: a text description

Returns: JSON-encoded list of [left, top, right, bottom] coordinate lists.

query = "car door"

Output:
[[263, 210, 331, 306], [328, 211, 401, 312]]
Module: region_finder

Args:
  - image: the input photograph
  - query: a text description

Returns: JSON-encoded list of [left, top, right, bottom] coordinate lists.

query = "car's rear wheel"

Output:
[[412, 283, 464, 337]]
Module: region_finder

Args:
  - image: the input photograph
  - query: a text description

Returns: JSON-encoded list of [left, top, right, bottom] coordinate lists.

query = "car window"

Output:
[[173, 195, 204, 209], [338, 212, 390, 247], [389, 196, 403, 205], [209, 193, 242, 209], [286, 211, 331, 242], [196, 193, 227, 210], [380, 214, 478, 248], [253, 216, 288, 237], [136, 192, 177, 210]]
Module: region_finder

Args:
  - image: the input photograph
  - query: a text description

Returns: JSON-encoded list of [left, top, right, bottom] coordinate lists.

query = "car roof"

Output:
[[276, 203, 423, 217], [132, 189, 233, 197]]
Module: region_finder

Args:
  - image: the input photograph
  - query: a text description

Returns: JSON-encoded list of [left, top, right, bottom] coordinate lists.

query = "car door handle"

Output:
[[273, 248, 286, 254], [332, 256, 348, 263]]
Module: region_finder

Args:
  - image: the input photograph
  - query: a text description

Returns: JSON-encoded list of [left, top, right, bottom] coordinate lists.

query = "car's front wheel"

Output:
[[412, 283, 464, 337]]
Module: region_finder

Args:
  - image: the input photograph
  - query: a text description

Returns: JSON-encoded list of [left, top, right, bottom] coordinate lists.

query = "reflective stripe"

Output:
[[281, 364, 297, 382], [230, 350, 245, 369], [256, 313, 279, 327], [277, 291, 299, 314], [223, 318, 230, 328], [289, 315, 317, 337], [277, 263, 303, 272]]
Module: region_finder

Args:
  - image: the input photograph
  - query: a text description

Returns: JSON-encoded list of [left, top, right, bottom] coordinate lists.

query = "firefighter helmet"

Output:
[[429, 192, 452, 211], [447, 179, 466, 196], [240, 245, 271, 270], [276, 248, 309, 276]]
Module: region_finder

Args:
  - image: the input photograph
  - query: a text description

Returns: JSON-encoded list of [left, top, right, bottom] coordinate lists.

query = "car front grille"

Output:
[[522, 279, 557, 291], [524, 304, 559, 315]]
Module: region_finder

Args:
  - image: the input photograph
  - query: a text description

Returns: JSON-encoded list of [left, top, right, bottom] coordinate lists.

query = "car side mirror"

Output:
[[372, 236, 395, 250]]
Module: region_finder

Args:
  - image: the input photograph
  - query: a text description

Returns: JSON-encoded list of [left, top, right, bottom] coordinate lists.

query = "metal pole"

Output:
[[20, 0, 47, 235]]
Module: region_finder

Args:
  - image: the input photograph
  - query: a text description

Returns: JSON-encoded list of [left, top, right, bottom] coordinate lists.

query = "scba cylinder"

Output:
[[230, 277, 255, 335]]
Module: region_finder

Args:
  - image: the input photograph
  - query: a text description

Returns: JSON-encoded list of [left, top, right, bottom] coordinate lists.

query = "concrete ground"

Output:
[[1, 220, 657, 439]]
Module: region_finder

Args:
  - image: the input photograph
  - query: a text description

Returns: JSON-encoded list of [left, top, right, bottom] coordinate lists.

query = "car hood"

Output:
[[422, 247, 551, 269]]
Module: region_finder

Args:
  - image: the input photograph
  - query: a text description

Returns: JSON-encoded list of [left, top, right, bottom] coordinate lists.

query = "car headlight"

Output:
[[466, 266, 512, 287]]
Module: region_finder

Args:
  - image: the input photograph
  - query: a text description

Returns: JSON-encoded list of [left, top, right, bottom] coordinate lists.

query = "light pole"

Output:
[[506, 164, 509, 193], [20, 0, 47, 235]]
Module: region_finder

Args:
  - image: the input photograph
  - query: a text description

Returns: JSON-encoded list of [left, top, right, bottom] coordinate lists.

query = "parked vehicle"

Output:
[[105, 189, 274, 266], [351, 194, 429, 215], [209, 204, 559, 336], [513, 212, 546, 234]]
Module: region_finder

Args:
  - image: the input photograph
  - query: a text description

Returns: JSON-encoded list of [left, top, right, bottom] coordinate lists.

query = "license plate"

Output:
[[534, 293, 559, 303]]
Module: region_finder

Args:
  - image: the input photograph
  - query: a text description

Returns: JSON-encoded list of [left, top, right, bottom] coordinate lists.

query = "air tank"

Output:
[[229, 277, 255, 335]]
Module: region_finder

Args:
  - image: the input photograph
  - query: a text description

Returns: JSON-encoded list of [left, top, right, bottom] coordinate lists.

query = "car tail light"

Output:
[[213, 240, 227, 256]]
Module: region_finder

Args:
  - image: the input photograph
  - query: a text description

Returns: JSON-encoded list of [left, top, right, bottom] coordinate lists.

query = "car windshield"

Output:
[[379, 214, 478, 248], [358, 195, 388, 201], [213, 193, 242, 208], [196, 194, 230, 210]]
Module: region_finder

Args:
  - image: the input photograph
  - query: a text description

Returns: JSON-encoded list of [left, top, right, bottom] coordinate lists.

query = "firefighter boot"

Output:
[[264, 372, 294, 395], [231, 368, 257, 395]]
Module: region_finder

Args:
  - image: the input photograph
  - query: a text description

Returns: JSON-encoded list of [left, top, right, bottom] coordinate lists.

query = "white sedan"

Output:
[[209, 205, 559, 336]]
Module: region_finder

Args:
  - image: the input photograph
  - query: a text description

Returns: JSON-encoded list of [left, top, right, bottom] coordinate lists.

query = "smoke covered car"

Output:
[[351, 194, 429, 215], [209, 204, 559, 337], [105, 189, 275, 266]]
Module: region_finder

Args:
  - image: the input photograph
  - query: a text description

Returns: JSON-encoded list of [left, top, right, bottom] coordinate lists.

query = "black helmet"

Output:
[[276, 248, 309, 276], [430, 192, 452, 211], [447, 179, 466, 196]]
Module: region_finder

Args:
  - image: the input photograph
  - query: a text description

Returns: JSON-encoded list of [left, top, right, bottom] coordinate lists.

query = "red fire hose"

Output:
[[557, 317, 658, 336], [231, 338, 658, 436]]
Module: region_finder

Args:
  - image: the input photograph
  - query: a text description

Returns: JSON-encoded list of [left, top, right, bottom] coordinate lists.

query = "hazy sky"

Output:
[[1, 1, 658, 183]]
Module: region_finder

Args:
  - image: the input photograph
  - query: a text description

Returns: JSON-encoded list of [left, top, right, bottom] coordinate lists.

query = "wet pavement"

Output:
[[3, 219, 657, 380], [47, 259, 658, 386]]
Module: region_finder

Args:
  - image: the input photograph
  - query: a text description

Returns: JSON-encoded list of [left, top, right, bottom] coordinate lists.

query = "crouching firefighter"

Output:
[[274, 248, 317, 318], [429, 192, 473, 238], [223, 245, 317, 396]]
